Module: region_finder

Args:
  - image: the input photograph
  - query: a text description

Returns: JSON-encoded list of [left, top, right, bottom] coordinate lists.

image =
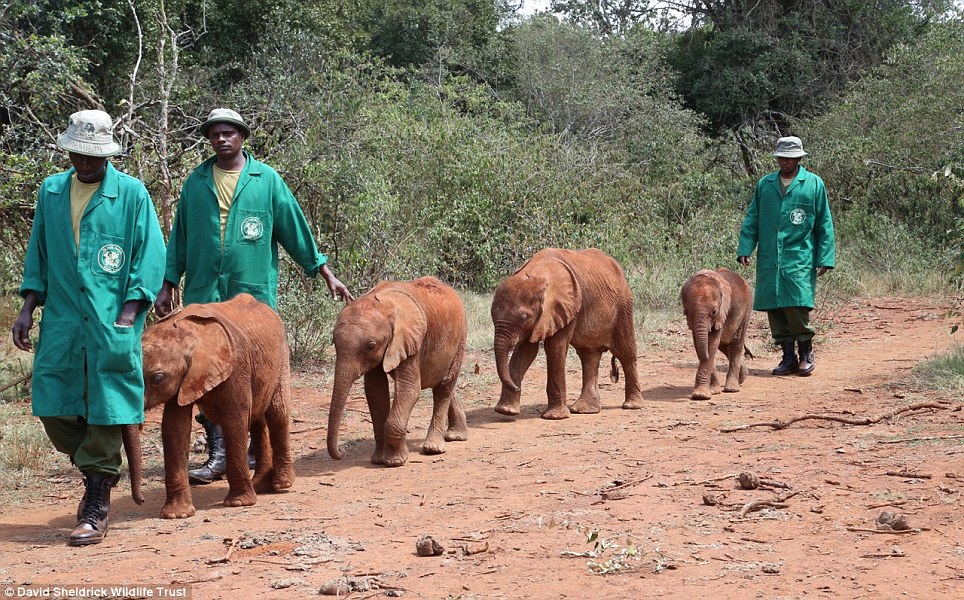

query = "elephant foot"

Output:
[[723, 382, 741, 393], [541, 404, 571, 420], [494, 399, 521, 416], [271, 472, 294, 492], [421, 439, 447, 455], [444, 427, 468, 442], [738, 364, 748, 384], [161, 501, 196, 519], [223, 489, 257, 507], [690, 389, 712, 400], [569, 397, 601, 414], [253, 471, 274, 493], [621, 392, 645, 410]]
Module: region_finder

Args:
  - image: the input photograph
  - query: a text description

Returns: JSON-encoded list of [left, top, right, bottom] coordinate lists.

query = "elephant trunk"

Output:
[[121, 423, 145, 504], [494, 327, 520, 392], [327, 365, 358, 460], [692, 325, 713, 386]]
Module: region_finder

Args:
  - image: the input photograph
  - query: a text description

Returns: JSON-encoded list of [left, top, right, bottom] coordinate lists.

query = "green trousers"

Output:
[[767, 306, 816, 343], [40, 416, 122, 475]]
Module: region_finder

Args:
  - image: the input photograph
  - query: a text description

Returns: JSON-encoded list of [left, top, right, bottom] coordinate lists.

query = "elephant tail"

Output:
[[122, 423, 145, 505], [743, 345, 755, 359], [610, 356, 620, 383]]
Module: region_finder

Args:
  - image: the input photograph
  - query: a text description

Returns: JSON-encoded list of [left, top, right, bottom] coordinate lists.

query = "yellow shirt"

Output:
[[213, 165, 241, 245], [70, 175, 100, 249]]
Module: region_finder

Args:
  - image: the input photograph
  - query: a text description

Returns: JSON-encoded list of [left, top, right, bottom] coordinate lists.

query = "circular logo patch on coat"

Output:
[[241, 217, 264, 241], [790, 208, 807, 225], [97, 244, 125, 273]]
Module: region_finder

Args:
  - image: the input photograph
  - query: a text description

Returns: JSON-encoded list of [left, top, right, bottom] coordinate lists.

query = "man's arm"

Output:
[[12, 291, 41, 351]]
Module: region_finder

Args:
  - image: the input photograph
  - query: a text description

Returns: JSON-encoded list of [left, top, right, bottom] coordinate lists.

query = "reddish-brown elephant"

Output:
[[138, 294, 294, 519], [327, 277, 468, 467], [681, 268, 753, 400], [491, 248, 644, 420]]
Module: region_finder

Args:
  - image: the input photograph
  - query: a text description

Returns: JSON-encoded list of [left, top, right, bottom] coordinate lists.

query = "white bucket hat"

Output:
[[57, 110, 121, 157], [199, 108, 251, 138], [773, 136, 807, 158]]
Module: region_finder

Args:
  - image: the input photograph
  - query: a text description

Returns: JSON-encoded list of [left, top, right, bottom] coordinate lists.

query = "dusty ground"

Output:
[[1, 296, 962, 599]]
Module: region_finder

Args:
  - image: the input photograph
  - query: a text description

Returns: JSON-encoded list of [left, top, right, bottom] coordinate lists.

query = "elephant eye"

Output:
[[151, 372, 165, 384], [365, 341, 377, 352], [519, 314, 529, 323]]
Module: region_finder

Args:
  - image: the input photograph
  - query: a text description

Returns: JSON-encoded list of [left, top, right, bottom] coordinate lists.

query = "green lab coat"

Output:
[[20, 164, 166, 425], [165, 152, 326, 308], [737, 166, 836, 311]]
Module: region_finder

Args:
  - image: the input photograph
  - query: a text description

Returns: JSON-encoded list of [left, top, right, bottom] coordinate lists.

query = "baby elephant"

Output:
[[681, 268, 752, 400], [327, 277, 468, 467], [140, 294, 294, 518]]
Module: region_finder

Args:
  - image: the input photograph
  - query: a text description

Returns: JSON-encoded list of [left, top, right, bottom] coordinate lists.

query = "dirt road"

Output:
[[1, 296, 961, 599]]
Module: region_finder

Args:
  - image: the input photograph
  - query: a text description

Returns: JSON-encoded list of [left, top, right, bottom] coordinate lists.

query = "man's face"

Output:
[[777, 156, 801, 177], [68, 152, 108, 183], [207, 123, 245, 159]]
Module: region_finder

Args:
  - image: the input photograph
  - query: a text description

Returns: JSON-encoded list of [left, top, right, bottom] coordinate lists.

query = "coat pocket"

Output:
[[97, 323, 138, 373], [235, 210, 269, 246], [89, 232, 129, 278]]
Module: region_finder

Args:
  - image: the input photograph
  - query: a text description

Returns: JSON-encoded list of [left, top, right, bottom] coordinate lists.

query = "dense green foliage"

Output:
[[1, 0, 962, 363]]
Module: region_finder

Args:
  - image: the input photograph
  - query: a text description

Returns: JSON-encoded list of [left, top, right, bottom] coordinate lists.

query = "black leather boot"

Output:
[[69, 472, 119, 546], [771, 341, 799, 375], [188, 417, 226, 485], [798, 339, 815, 376]]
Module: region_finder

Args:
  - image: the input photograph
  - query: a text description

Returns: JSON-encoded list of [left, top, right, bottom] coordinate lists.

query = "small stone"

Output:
[[416, 535, 445, 556], [737, 472, 760, 490], [762, 563, 781, 574]]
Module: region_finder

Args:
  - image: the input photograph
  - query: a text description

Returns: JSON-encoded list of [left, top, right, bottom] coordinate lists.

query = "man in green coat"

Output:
[[737, 136, 836, 376], [13, 110, 166, 545], [154, 108, 352, 483]]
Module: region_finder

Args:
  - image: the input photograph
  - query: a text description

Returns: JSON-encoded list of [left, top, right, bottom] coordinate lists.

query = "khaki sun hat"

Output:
[[773, 136, 807, 158], [199, 108, 251, 138], [57, 110, 121, 157]]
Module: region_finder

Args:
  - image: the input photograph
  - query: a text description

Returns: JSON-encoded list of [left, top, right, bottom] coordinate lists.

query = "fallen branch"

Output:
[[867, 500, 907, 510], [677, 473, 737, 486], [0, 371, 32, 395], [846, 527, 926, 535], [720, 402, 946, 433], [878, 434, 964, 444], [600, 474, 653, 494], [207, 537, 241, 564], [885, 470, 932, 479]]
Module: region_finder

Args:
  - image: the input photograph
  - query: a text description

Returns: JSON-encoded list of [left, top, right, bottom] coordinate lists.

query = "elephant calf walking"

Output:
[[681, 268, 753, 400], [327, 276, 468, 467], [140, 294, 294, 519], [491, 247, 645, 420]]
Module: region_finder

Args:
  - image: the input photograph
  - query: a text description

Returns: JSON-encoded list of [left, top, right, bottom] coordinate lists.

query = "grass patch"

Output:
[[911, 343, 964, 397]]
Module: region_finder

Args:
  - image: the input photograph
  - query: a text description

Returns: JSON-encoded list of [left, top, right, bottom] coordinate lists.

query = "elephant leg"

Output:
[[250, 421, 271, 490], [612, 319, 645, 409], [570, 348, 602, 414], [494, 341, 538, 416], [692, 331, 721, 400], [382, 360, 421, 467], [422, 382, 455, 455], [222, 410, 257, 508], [542, 333, 571, 420], [364, 370, 391, 465], [160, 402, 196, 519], [259, 393, 294, 492], [721, 340, 744, 392], [444, 392, 468, 442]]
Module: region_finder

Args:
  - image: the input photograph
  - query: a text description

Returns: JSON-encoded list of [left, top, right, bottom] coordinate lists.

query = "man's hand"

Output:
[[12, 292, 40, 351], [816, 266, 830, 276], [737, 256, 751, 267], [154, 280, 176, 318], [115, 300, 142, 327], [321, 265, 354, 303]]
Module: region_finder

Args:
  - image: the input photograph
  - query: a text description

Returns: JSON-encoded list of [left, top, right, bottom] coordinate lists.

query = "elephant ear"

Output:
[[380, 289, 427, 373], [529, 257, 582, 342], [707, 270, 731, 331], [176, 314, 235, 406]]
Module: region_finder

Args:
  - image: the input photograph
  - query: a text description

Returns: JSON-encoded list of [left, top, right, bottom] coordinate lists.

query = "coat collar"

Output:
[[47, 162, 121, 199]]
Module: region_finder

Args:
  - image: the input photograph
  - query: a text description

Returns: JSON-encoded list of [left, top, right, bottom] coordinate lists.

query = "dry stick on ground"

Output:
[[846, 526, 927, 535], [207, 537, 241, 564], [878, 434, 964, 444], [720, 402, 947, 433], [738, 490, 800, 518], [885, 470, 932, 479]]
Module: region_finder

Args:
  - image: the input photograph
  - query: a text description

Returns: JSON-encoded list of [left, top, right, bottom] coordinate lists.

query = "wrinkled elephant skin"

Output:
[[491, 248, 644, 420]]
